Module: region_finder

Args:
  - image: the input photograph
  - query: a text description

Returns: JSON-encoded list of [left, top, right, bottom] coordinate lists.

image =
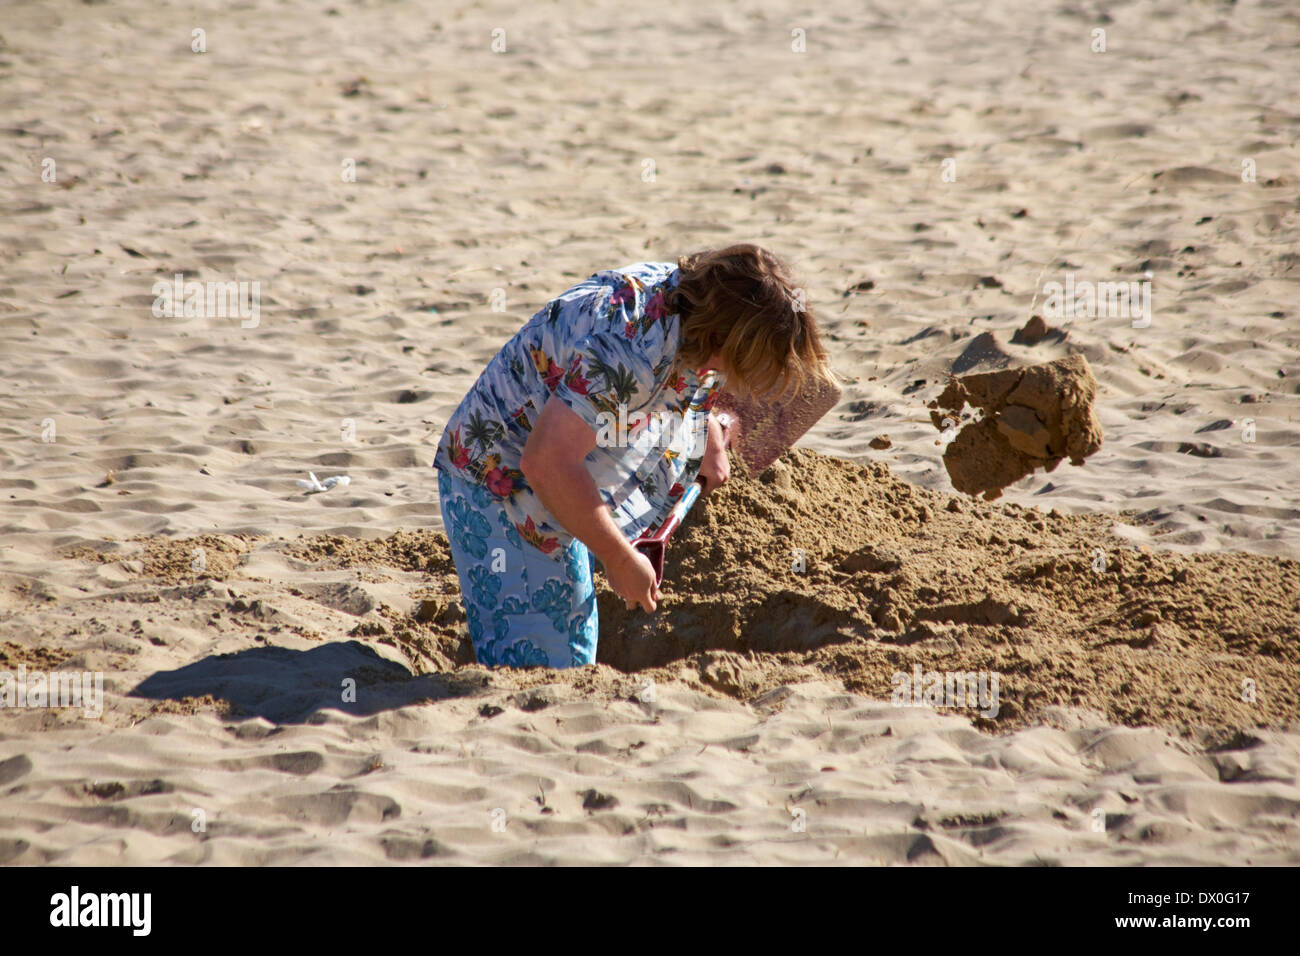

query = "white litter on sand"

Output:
[[294, 472, 351, 495]]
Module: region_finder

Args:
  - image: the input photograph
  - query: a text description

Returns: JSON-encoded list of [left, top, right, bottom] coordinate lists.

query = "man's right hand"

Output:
[[605, 546, 660, 613]]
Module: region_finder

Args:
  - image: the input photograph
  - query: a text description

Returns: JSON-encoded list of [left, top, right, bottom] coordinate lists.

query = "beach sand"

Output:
[[1, 0, 1298, 864]]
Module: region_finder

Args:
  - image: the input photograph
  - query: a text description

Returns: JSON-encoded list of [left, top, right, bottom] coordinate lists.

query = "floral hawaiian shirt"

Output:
[[433, 261, 723, 560]]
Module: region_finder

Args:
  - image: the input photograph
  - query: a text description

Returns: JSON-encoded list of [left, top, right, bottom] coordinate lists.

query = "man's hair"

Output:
[[668, 243, 834, 398]]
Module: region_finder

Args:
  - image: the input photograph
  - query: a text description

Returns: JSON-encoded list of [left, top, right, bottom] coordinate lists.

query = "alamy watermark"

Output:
[[1040, 271, 1151, 328], [594, 405, 683, 448], [1, 665, 104, 718], [49, 885, 150, 935], [151, 273, 261, 328], [891, 664, 1001, 719]]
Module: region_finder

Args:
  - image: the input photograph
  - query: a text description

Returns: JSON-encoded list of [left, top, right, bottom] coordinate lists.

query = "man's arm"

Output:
[[519, 396, 660, 612], [698, 411, 730, 493]]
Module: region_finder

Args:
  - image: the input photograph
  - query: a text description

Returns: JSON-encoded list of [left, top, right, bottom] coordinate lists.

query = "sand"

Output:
[[2, 0, 1300, 865]]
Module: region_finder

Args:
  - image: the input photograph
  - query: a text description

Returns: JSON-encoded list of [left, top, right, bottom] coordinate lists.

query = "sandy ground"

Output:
[[1, 0, 1299, 864]]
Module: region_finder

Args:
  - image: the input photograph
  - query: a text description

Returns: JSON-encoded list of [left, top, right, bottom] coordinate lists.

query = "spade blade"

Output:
[[714, 377, 841, 473]]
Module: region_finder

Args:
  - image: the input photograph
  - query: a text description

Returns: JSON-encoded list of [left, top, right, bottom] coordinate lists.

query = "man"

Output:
[[434, 243, 833, 668]]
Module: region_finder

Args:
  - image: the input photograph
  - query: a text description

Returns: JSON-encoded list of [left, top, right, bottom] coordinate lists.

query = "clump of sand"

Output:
[[927, 354, 1104, 500]]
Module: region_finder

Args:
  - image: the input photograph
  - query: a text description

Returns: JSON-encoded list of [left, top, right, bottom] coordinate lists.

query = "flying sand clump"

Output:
[[928, 353, 1104, 500]]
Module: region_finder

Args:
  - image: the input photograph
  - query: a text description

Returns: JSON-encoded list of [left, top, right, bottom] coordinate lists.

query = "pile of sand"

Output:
[[928, 354, 1104, 500], [71, 450, 1298, 734], [593, 449, 1297, 731]]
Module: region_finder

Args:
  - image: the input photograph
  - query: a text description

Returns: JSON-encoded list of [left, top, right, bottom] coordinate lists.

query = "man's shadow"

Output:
[[131, 641, 487, 724]]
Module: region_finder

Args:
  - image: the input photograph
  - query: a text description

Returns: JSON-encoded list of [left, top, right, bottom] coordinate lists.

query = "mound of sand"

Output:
[[592, 448, 1297, 730], [67, 450, 1298, 733], [928, 354, 1104, 500]]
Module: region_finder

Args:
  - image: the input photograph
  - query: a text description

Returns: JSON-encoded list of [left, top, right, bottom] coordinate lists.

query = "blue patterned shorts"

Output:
[[437, 468, 598, 668]]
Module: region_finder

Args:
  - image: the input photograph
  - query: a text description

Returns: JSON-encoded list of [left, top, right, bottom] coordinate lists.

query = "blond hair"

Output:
[[668, 244, 833, 398]]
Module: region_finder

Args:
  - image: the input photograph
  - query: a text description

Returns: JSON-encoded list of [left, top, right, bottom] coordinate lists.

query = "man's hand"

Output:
[[606, 546, 660, 612], [698, 412, 730, 493]]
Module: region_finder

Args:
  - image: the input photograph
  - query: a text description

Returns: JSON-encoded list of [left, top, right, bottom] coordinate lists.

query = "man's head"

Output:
[[669, 243, 834, 398]]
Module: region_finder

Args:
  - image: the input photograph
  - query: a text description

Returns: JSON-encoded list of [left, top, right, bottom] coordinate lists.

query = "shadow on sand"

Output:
[[131, 641, 488, 724]]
